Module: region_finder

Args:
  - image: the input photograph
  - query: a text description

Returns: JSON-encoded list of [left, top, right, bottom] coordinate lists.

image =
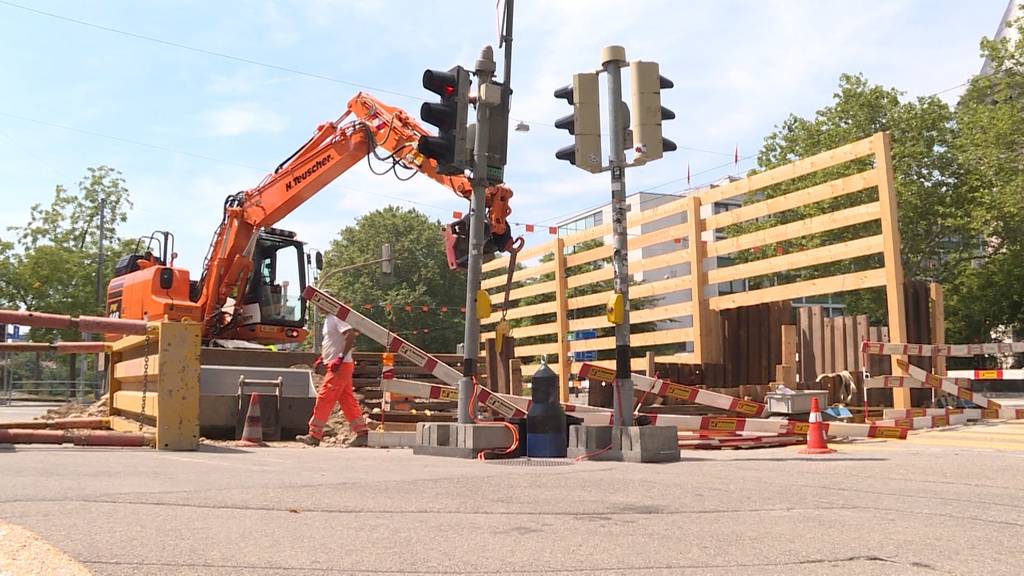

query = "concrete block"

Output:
[[368, 431, 416, 449], [567, 425, 618, 461], [618, 425, 680, 463], [415, 422, 456, 447], [455, 424, 515, 450]]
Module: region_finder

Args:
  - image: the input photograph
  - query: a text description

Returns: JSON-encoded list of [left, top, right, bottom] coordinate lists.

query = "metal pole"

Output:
[[603, 45, 633, 428], [458, 46, 497, 425], [96, 196, 106, 308]]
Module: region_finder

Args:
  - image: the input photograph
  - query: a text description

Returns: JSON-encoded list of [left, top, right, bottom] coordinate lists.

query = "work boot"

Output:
[[347, 433, 368, 448], [295, 434, 320, 447]]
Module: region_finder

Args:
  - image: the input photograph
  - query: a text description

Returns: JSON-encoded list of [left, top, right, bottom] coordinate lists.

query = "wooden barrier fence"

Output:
[[481, 132, 910, 405]]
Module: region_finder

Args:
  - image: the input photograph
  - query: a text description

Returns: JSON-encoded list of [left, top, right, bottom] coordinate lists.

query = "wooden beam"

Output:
[[481, 300, 553, 325], [554, 238, 571, 403], [709, 268, 888, 311], [566, 244, 612, 268], [705, 170, 879, 229], [930, 282, 946, 377], [707, 234, 884, 285], [685, 195, 713, 364], [568, 276, 691, 310], [700, 135, 876, 204], [873, 132, 909, 408], [811, 306, 825, 382], [481, 260, 556, 290], [482, 239, 557, 272], [707, 202, 881, 258]]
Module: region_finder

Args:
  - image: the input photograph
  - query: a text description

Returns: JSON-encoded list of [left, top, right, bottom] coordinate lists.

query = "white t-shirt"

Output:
[[322, 315, 354, 363]]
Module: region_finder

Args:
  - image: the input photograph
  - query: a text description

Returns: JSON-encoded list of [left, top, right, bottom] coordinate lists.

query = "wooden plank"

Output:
[[483, 239, 557, 272], [769, 304, 782, 376], [566, 276, 690, 311], [569, 328, 693, 353], [781, 324, 798, 367], [707, 235, 884, 285], [684, 195, 708, 364], [750, 305, 765, 384], [700, 135, 876, 204], [514, 341, 562, 357], [709, 268, 888, 311], [112, 354, 161, 381], [481, 260, 556, 290], [707, 202, 881, 258], [737, 306, 750, 385], [509, 359, 523, 396], [505, 279, 556, 302], [798, 308, 813, 384], [844, 316, 857, 375], [823, 317, 835, 374], [481, 300, 553, 325], [509, 322, 558, 339], [565, 244, 612, 268], [554, 238, 571, 403], [811, 306, 825, 382], [855, 315, 870, 374], [484, 339, 498, 392], [930, 282, 946, 377], [567, 266, 613, 289], [570, 302, 694, 332], [834, 316, 847, 372], [111, 390, 158, 416], [527, 355, 697, 377], [630, 250, 688, 276], [868, 326, 883, 377], [874, 132, 909, 408], [705, 170, 879, 229]]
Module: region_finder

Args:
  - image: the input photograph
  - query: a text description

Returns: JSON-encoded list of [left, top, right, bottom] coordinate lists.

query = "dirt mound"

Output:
[[36, 396, 109, 420]]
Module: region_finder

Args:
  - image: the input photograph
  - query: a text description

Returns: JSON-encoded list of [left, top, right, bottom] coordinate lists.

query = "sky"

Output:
[[0, 0, 1009, 276]]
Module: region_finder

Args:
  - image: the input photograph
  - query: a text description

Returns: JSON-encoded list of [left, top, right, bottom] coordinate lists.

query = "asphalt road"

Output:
[[2, 424, 1024, 576]]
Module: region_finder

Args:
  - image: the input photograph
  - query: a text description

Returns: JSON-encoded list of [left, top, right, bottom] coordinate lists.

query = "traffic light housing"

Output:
[[553, 72, 602, 173], [418, 66, 471, 175], [630, 60, 676, 165]]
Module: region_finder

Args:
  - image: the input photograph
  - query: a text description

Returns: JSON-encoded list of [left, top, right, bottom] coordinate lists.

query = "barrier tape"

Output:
[[862, 341, 1024, 358], [578, 363, 768, 417], [895, 359, 1002, 410]]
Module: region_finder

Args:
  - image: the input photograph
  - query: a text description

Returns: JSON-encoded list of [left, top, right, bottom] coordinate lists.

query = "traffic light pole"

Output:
[[457, 46, 497, 425], [603, 45, 634, 428]]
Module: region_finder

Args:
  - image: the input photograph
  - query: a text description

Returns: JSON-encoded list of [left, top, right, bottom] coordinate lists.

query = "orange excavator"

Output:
[[106, 92, 515, 344]]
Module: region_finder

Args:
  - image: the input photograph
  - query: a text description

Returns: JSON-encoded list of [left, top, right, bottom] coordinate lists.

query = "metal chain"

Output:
[[139, 332, 151, 432]]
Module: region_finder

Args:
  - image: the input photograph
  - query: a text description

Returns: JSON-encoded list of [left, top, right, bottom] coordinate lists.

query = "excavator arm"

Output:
[[195, 92, 514, 339]]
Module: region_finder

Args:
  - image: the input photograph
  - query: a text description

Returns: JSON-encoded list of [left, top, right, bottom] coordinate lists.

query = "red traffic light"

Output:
[[423, 69, 458, 99]]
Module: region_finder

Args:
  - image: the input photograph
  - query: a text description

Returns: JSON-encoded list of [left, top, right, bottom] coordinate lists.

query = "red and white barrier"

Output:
[[578, 363, 768, 417], [882, 407, 1024, 420], [871, 413, 968, 430], [862, 341, 1024, 357], [895, 359, 1003, 411], [642, 413, 908, 439]]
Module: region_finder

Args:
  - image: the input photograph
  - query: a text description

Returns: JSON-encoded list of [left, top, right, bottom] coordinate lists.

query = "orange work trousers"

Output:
[[307, 361, 366, 439]]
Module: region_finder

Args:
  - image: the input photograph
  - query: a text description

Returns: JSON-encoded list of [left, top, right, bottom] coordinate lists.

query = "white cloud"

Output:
[[203, 103, 287, 137]]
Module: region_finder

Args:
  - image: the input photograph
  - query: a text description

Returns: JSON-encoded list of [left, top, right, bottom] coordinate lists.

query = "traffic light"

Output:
[[630, 60, 676, 164], [418, 66, 471, 175], [553, 72, 602, 173]]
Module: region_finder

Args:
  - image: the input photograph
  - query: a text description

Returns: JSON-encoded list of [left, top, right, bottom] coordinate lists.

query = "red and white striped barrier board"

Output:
[[578, 363, 768, 417], [678, 435, 804, 450], [864, 375, 931, 389], [882, 407, 1024, 420], [895, 359, 1003, 410], [871, 413, 968, 430], [862, 341, 1024, 358], [304, 286, 464, 387], [643, 414, 907, 439]]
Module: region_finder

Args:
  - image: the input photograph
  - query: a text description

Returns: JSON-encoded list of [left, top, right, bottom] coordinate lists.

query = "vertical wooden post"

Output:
[[684, 195, 720, 364], [509, 359, 523, 396], [811, 306, 825, 381], [930, 282, 946, 377], [553, 238, 571, 403], [484, 338, 498, 391], [154, 321, 200, 451], [645, 351, 656, 377], [874, 131, 909, 407]]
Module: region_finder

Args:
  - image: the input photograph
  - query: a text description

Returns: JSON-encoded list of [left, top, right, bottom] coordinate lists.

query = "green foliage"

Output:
[[320, 206, 466, 353], [0, 166, 132, 341], [946, 13, 1024, 342]]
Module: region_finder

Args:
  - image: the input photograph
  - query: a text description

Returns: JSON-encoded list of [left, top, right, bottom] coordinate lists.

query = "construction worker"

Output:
[[296, 314, 368, 447]]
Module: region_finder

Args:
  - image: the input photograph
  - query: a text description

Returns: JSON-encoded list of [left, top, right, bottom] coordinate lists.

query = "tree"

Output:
[[740, 74, 970, 322], [0, 166, 132, 342], [947, 14, 1024, 343], [320, 206, 466, 353]]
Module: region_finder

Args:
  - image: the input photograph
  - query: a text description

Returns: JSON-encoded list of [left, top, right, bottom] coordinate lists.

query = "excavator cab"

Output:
[[230, 228, 308, 343]]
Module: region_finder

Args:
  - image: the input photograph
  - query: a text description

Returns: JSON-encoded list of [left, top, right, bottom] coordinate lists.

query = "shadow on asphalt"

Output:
[[723, 457, 890, 462]]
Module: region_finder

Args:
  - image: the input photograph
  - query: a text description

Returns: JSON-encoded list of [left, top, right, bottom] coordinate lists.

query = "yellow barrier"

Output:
[[107, 321, 201, 450]]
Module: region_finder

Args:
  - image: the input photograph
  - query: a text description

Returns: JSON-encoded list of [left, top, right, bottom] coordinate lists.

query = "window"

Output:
[[558, 212, 603, 236]]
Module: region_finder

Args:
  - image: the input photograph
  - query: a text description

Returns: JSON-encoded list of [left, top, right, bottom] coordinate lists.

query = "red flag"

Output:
[[440, 306, 449, 313], [362, 304, 373, 310], [460, 306, 467, 313], [525, 224, 535, 233], [404, 304, 412, 312], [384, 303, 393, 312], [548, 226, 558, 235], [421, 305, 430, 312], [734, 145, 739, 166], [687, 163, 691, 186], [452, 211, 463, 219]]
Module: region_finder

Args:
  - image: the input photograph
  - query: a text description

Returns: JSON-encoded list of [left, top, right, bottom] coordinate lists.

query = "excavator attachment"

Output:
[[443, 214, 514, 271]]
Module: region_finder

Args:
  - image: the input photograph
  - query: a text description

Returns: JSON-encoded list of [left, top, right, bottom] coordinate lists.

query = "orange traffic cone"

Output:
[[800, 396, 835, 454], [237, 394, 266, 447]]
